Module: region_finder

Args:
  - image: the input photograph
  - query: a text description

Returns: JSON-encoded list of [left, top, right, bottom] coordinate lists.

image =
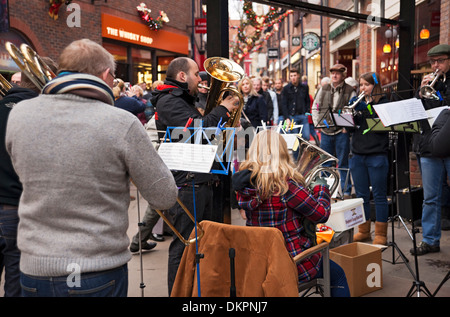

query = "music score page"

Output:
[[373, 98, 428, 127], [158, 142, 218, 174]]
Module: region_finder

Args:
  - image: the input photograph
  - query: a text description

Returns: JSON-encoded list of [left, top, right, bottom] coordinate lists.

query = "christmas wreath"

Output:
[[137, 2, 169, 31], [48, 0, 73, 20]]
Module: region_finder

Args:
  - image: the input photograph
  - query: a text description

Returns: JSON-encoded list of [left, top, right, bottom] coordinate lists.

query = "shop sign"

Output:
[[268, 48, 279, 59], [195, 18, 207, 34], [101, 14, 189, 55], [302, 32, 321, 52], [292, 36, 301, 47]]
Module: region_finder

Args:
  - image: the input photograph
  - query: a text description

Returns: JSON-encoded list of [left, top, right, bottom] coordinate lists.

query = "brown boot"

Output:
[[353, 220, 371, 242], [373, 222, 388, 245]]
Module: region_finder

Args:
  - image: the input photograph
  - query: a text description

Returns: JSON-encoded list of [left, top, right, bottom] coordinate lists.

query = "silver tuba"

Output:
[[295, 136, 340, 195]]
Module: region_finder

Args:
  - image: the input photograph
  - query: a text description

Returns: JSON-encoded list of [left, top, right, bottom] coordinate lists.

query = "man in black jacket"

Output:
[[412, 44, 450, 255], [1, 62, 55, 296], [280, 69, 310, 142], [152, 57, 239, 295]]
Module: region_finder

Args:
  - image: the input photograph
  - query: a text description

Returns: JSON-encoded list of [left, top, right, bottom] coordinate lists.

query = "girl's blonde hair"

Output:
[[239, 130, 305, 199]]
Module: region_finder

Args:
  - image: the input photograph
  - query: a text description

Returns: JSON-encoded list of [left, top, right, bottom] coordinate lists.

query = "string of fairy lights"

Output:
[[230, 0, 293, 64]]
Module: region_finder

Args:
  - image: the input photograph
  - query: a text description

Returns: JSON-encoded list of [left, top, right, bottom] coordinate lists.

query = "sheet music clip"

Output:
[[159, 125, 236, 175]]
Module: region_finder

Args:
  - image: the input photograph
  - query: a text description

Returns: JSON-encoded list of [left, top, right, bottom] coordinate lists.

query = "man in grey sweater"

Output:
[[5, 39, 178, 297]]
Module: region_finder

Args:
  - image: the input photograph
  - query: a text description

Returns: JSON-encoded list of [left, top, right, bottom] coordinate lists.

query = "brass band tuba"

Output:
[[5, 41, 56, 90], [0, 74, 13, 97], [201, 57, 245, 128], [295, 136, 340, 195]]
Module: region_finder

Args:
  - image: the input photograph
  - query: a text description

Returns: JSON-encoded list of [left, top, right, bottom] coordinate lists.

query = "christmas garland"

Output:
[[230, 1, 292, 64], [48, 0, 73, 20], [137, 2, 169, 31]]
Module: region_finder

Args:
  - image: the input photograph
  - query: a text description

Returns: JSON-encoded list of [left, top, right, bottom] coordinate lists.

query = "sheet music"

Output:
[[426, 106, 449, 127], [158, 142, 218, 173], [281, 134, 299, 149], [332, 113, 355, 127], [373, 98, 428, 127]]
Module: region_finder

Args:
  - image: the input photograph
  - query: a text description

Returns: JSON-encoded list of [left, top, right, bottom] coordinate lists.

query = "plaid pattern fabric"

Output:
[[236, 179, 331, 283]]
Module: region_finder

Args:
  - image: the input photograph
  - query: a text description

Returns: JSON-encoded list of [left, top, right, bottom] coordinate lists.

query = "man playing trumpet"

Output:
[[413, 44, 450, 256]]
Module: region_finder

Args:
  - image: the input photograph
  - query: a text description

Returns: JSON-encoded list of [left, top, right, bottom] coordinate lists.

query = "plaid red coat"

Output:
[[233, 170, 331, 283]]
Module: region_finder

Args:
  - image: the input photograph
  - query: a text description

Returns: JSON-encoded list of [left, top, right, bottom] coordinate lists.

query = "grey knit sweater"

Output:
[[6, 93, 178, 276]]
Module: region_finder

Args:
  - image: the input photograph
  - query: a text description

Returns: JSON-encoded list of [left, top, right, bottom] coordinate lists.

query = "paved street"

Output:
[[126, 184, 450, 298], [2, 184, 450, 298]]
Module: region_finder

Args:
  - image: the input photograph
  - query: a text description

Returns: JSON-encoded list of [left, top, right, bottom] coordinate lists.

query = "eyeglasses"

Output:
[[428, 58, 450, 65]]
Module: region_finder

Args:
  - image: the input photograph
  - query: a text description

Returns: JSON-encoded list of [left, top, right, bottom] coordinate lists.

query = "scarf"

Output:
[[42, 72, 115, 106]]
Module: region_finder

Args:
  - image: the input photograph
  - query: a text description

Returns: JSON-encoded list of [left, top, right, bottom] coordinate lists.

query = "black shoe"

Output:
[[410, 241, 440, 256], [150, 233, 165, 242], [130, 241, 157, 253]]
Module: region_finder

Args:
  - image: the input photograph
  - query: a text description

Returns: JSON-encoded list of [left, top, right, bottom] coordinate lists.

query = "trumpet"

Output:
[[420, 69, 446, 100], [342, 92, 365, 114], [0, 74, 13, 97], [5, 41, 56, 90]]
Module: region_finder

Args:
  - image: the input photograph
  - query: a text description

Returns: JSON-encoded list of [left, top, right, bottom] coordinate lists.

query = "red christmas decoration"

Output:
[[48, 0, 72, 20]]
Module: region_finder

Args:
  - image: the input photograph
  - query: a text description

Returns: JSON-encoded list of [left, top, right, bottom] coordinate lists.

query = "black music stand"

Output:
[[397, 123, 432, 297], [314, 104, 337, 130]]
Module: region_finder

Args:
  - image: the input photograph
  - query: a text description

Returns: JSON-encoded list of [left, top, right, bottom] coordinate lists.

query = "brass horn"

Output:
[[0, 74, 13, 97], [420, 69, 446, 100], [295, 136, 340, 195], [5, 42, 56, 90], [201, 57, 245, 128], [155, 198, 204, 246]]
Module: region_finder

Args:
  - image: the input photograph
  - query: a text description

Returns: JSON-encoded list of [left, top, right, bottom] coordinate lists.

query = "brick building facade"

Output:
[[1, 0, 192, 85]]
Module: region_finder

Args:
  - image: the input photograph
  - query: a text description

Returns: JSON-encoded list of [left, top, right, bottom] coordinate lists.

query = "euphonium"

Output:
[[5, 42, 56, 90], [200, 57, 245, 128], [295, 136, 340, 195], [420, 69, 446, 100]]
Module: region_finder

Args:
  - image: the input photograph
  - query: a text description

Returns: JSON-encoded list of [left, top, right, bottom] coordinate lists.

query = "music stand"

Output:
[[314, 104, 337, 130], [158, 125, 236, 297]]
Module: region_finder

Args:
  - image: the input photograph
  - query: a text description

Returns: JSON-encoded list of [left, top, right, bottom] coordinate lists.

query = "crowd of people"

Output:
[[0, 38, 449, 297]]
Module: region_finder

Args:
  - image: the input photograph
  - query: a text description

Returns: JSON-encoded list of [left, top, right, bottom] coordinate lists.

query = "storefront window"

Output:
[[157, 56, 174, 82], [132, 48, 152, 86], [103, 42, 128, 81]]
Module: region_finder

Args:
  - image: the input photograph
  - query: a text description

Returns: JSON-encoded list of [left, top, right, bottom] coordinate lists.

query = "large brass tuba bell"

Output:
[[295, 136, 340, 195], [201, 57, 245, 128], [5, 42, 56, 90]]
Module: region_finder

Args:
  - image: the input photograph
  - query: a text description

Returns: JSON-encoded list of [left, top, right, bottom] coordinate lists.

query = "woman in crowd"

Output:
[[237, 77, 267, 129]]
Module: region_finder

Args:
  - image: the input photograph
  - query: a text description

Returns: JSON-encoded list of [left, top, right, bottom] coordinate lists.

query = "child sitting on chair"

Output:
[[232, 130, 350, 297]]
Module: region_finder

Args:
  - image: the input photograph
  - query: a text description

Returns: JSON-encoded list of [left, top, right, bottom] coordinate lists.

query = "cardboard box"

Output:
[[330, 242, 383, 297], [326, 198, 365, 232]]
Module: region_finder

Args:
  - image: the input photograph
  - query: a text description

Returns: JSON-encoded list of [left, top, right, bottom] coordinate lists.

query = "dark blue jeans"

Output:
[[320, 132, 352, 195], [20, 264, 128, 297], [0, 207, 21, 297], [315, 259, 350, 297], [350, 154, 389, 222]]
